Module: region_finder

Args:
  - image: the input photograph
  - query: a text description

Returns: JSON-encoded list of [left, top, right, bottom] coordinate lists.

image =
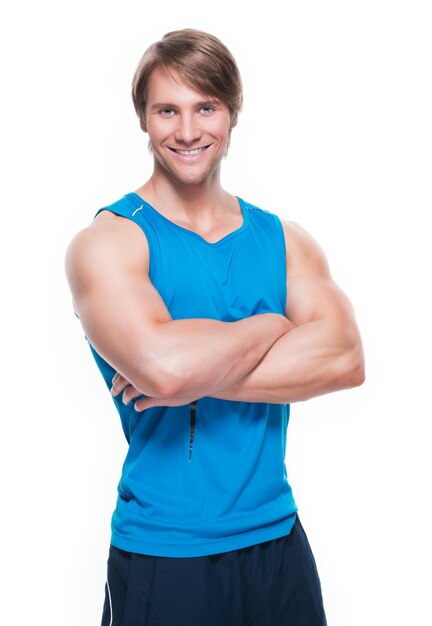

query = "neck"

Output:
[[136, 169, 230, 220]]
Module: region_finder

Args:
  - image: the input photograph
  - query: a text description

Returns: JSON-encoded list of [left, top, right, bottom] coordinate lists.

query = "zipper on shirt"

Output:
[[189, 400, 197, 462]]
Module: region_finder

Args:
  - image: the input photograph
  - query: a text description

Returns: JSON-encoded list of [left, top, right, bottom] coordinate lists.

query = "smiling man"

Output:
[[65, 28, 364, 626]]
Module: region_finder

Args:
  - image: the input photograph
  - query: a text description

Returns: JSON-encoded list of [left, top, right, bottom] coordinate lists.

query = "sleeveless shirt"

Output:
[[83, 192, 298, 557]]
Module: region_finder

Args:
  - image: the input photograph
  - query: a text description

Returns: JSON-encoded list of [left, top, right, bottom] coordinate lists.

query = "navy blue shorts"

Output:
[[101, 514, 327, 625]]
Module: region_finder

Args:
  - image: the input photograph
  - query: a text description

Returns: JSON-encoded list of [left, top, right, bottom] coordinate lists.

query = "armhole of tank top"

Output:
[[272, 213, 288, 314], [94, 207, 158, 284]]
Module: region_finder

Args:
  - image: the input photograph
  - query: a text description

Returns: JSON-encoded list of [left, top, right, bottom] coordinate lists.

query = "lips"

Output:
[[169, 145, 211, 156]]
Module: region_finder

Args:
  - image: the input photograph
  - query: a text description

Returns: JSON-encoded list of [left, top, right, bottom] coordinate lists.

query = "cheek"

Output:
[[147, 127, 160, 142], [146, 120, 170, 140], [207, 119, 231, 140]]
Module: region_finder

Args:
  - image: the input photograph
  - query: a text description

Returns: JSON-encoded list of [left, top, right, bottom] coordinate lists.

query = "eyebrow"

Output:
[[149, 100, 221, 112]]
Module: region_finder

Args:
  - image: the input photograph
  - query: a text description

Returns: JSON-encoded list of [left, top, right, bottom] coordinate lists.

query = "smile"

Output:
[[169, 145, 210, 156]]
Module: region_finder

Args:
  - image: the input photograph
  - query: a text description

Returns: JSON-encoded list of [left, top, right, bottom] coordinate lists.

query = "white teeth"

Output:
[[174, 146, 207, 155]]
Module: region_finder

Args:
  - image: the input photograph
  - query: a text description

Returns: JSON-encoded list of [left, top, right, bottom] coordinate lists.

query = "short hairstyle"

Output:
[[131, 28, 243, 133]]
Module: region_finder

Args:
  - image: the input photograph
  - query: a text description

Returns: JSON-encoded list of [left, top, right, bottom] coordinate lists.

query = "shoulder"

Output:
[[240, 197, 277, 217], [279, 218, 331, 277], [65, 212, 150, 286], [240, 198, 329, 272]]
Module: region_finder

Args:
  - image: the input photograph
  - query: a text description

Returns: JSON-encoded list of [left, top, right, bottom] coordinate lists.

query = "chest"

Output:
[[151, 231, 287, 321]]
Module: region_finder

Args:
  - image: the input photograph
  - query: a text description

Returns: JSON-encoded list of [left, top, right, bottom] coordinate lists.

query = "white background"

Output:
[[1, 1, 431, 625]]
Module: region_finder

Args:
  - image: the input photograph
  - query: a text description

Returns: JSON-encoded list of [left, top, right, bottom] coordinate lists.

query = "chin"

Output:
[[165, 163, 219, 186], [173, 173, 211, 186]]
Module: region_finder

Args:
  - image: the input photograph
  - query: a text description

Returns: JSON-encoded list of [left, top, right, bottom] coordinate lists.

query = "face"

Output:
[[143, 65, 236, 186]]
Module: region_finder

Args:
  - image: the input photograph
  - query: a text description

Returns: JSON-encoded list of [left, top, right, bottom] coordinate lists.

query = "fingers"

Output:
[[133, 396, 156, 412], [108, 371, 148, 414], [110, 372, 130, 396], [110, 372, 148, 408], [122, 387, 145, 406]]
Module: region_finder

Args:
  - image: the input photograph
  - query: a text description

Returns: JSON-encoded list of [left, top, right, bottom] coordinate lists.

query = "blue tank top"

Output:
[[84, 192, 298, 557]]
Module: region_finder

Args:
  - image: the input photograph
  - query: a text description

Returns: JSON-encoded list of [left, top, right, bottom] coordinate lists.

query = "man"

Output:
[[65, 28, 365, 626]]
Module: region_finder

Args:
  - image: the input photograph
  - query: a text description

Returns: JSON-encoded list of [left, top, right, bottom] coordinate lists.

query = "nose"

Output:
[[173, 112, 202, 145]]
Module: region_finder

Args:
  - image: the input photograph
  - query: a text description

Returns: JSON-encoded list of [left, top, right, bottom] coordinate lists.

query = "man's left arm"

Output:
[[210, 219, 365, 403]]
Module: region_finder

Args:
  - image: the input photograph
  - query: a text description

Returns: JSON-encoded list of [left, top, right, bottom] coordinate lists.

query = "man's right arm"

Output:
[[64, 216, 292, 400]]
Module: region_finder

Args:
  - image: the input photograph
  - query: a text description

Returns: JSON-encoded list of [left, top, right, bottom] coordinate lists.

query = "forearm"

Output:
[[208, 319, 365, 403], [151, 313, 293, 398]]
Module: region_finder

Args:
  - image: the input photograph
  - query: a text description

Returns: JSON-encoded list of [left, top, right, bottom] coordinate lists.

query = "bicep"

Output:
[[65, 223, 172, 396], [283, 220, 359, 345]]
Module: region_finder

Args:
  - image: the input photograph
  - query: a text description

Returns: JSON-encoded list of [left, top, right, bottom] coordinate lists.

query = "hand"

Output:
[[110, 372, 201, 411]]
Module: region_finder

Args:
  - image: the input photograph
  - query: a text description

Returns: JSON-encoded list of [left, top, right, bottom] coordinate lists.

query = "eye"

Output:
[[160, 108, 175, 117], [200, 106, 214, 114]]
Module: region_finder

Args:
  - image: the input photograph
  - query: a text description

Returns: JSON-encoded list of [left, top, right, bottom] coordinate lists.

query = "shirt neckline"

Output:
[[126, 192, 249, 247]]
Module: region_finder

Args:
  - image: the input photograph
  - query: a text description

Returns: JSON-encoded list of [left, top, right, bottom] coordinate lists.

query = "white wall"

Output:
[[1, 1, 431, 624]]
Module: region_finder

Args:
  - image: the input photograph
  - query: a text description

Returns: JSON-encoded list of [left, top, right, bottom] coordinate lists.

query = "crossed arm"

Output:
[[65, 213, 364, 412], [210, 288, 364, 404], [209, 220, 365, 403], [108, 219, 365, 410]]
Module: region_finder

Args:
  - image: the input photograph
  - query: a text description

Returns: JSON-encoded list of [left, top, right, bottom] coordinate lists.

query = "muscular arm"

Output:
[[207, 220, 366, 403], [151, 313, 292, 398], [65, 212, 291, 400]]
